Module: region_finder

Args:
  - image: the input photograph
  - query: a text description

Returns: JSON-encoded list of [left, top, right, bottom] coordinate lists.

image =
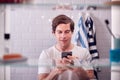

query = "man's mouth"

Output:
[[61, 40, 67, 42]]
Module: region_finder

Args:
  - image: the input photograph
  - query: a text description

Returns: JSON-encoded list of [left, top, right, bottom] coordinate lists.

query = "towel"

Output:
[[74, 16, 89, 49], [85, 16, 99, 59]]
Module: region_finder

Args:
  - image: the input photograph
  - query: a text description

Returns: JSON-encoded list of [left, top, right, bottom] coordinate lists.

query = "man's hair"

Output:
[[52, 14, 74, 33]]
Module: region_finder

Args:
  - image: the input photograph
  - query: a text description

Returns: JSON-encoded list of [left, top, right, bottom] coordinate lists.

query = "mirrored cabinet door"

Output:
[[0, 5, 5, 80]]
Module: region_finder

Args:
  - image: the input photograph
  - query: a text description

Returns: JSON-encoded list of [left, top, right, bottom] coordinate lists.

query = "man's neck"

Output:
[[55, 43, 74, 52]]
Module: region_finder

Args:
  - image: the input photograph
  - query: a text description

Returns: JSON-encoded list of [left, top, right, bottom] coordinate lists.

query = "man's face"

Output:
[[53, 23, 73, 48]]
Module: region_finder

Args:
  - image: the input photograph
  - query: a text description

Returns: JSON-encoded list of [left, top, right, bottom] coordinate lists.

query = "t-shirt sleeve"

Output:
[[85, 49, 92, 62], [38, 50, 52, 74], [83, 49, 93, 70]]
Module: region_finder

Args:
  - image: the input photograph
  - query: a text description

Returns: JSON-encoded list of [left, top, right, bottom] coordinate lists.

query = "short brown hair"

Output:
[[52, 14, 74, 33]]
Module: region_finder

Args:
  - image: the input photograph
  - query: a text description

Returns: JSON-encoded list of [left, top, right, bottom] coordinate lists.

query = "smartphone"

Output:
[[61, 52, 72, 58]]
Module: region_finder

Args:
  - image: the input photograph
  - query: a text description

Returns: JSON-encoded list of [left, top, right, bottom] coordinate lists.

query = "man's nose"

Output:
[[61, 33, 66, 38]]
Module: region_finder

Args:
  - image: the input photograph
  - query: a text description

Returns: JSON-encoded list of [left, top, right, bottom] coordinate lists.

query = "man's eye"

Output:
[[57, 31, 62, 34], [65, 30, 71, 33]]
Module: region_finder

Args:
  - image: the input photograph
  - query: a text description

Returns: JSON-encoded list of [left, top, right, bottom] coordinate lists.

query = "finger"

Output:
[[66, 66, 74, 70], [62, 58, 69, 63], [67, 56, 79, 60], [67, 55, 73, 59], [63, 59, 73, 64]]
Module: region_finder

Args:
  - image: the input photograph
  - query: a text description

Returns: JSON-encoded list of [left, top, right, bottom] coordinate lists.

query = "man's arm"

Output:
[[38, 67, 67, 80], [71, 67, 90, 80], [38, 73, 49, 80], [38, 72, 58, 80], [38, 68, 59, 80]]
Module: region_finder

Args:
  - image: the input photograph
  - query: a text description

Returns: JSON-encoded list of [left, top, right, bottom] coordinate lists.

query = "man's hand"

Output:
[[86, 70, 96, 79], [71, 67, 90, 80], [62, 55, 79, 65]]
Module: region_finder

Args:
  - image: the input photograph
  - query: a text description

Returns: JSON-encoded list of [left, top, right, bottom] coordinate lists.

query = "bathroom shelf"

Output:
[[1, 3, 111, 11]]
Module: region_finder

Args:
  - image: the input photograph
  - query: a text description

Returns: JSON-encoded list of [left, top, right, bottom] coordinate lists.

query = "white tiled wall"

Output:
[[0, 0, 111, 80], [9, 7, 56, 80]]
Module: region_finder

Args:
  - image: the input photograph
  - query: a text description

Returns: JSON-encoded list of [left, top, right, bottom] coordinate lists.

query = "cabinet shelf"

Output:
[[0, 58, 112, 67], [1, 3, 111, 11]]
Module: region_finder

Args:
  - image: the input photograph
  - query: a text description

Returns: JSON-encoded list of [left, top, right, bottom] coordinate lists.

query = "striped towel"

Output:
[[74, 16, 89, 48], [85, 16, 99, 59]]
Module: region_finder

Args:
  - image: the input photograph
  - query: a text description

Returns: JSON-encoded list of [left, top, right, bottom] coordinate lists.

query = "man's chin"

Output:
[[60, 44, 67, 48]]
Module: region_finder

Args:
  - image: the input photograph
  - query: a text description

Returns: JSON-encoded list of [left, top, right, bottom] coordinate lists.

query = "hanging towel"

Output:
[[85, 16, 99, 59], [74, 16, 89, 48]]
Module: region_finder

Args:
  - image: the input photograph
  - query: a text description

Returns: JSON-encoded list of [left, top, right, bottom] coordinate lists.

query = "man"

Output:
[[38, 14, 95, 80]]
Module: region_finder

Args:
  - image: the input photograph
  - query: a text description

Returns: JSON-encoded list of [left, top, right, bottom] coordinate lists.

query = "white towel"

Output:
[[74, 16, 89, 49]]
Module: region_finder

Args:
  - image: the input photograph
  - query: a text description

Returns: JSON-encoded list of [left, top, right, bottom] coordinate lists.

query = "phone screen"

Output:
[[61, 52, 72, 58]]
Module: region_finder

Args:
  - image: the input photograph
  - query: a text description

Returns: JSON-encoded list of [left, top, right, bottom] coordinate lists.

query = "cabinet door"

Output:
[[0, 5, 5, 80]]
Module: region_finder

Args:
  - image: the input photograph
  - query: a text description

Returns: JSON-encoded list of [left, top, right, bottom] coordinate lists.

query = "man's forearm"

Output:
[[46, 73, 58, 80], [45, 69, 59, 80]]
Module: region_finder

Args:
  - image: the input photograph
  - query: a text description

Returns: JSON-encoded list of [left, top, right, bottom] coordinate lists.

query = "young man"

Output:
[[38, 14, 95, 80]]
